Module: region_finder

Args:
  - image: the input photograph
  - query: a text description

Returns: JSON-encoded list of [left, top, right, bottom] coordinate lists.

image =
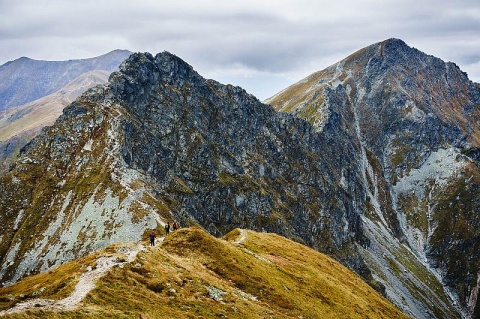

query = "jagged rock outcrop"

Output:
[[267, 38, 480, 319]]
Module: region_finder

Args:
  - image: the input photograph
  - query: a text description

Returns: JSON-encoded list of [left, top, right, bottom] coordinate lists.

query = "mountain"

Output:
[[0, 40, 478, 318], [1, 51, 369, 289], [267, 38, 480, 319], [0, 227, 408, 318], [0, 70, 110, 141], [0, 49, 131, 113], [0, 70, 111, 175], [0, 51, 128, 175]]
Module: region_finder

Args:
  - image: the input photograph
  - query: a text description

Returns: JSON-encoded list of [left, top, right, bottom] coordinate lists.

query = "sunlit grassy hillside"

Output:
[[0, 227, 409, 318]]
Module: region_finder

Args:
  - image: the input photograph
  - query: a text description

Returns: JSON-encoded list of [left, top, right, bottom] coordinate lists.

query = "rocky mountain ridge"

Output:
[[0, 50, 369, 288], [0, 39, 478, 318], [267, 38, 480, 319]]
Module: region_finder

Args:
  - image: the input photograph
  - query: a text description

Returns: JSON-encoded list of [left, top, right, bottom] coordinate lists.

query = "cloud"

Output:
[[1, 0, 479, 99]]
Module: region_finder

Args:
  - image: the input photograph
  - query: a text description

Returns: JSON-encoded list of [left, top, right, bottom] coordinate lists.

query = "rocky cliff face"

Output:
[[111, 52, 369, 260], [267, 38, 480, 319], [1, 40, 478, 319], [0, 51, 372, 291]]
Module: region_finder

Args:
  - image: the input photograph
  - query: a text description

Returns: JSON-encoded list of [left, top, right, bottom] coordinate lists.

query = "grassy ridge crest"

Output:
[[0, 227, 408, 318]]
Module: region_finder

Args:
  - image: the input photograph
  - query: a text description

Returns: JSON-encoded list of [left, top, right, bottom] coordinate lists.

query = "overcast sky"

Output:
[[1, 0, 479, 100]]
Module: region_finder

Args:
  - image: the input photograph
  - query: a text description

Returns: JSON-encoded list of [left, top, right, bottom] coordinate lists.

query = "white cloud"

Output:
[[1, 0, 479, 99]]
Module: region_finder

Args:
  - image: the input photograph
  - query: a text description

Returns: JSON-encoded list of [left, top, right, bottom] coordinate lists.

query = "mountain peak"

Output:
[[154, 51, 197, 79], [381, 37, 421, 58], [107, 49, 131, 55], [346, 38, 422, 68], [16, 56, 32, 62], [116, 51, 197, 78], [94, 49, 132, 61], [109, 51, 203, 106], [381, 37, 408, 47], [268, 38, 480, 319]]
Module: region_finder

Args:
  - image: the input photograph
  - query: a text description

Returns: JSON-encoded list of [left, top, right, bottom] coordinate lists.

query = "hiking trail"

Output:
[[0, 242, 146, 315], [234, 229, 248, 244]]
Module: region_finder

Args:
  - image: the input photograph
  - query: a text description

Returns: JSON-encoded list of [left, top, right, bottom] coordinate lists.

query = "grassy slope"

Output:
[[0, 228, 409, 319]]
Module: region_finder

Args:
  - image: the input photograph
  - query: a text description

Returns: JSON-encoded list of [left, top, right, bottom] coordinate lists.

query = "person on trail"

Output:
[[172, 221, 179, 231], [165, 222, 170, 235], [149, 230, 156, 246]]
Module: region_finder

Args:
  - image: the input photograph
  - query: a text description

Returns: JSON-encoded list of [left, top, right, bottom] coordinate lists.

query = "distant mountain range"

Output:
[[0, 49, 131, 112], [0, 70, 110, 141], [0, 50, 131, 174], [0, 40, 479, 319]]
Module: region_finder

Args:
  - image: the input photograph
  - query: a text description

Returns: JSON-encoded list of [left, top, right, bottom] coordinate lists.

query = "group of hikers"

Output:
[[149, 221, 180, 246]]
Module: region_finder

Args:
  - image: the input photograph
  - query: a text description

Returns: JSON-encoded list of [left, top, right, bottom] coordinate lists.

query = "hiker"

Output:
[[165, 222, 170, 235], [149, 230, 156, 246], [172, 221, 179, 231]]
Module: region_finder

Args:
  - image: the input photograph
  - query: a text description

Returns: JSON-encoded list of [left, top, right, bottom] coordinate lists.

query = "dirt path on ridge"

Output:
[[233, 229, 248, 244], [0, 242, 146, 315]]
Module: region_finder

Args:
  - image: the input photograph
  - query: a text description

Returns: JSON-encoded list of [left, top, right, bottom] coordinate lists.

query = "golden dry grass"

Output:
[[0, 251, 101, 311], [0, 227, 410, 318]]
